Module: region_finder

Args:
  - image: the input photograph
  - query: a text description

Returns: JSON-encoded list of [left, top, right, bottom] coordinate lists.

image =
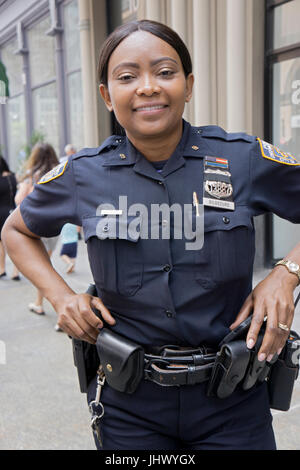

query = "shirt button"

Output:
[[223, 217, 230, 225], [165, 310, 173, 318], [163, 264, 171, 272], [158, 181, 164, 185], [162, 220, 168, 227]]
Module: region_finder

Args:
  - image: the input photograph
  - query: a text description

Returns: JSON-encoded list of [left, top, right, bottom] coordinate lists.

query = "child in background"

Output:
[[60, 223, 78, 274]]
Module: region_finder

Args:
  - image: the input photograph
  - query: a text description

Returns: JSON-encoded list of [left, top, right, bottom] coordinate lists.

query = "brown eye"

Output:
[[118, 74, 134, 81], [159, 69, 175, 78]]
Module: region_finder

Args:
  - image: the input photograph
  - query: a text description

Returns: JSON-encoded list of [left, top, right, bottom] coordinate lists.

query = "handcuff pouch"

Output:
[[207, 340, 251, 398], [96, 328, 144, 394], [242, 332, 270, 390]]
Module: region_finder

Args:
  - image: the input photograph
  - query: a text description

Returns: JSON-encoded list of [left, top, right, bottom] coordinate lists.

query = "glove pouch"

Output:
[[96, 328, 144, 394]]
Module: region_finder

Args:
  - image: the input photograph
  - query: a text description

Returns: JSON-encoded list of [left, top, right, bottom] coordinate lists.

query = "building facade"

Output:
[[0, 0, 299, 268]]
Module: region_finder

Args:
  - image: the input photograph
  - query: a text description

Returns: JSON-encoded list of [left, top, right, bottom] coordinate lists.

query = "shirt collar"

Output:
[[101, 120, 208, 178]]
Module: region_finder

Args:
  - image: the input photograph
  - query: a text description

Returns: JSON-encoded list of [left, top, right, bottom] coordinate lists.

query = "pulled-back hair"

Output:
[[97, 20, 193, 86], [24, 143, 59, 182], [0, 156, 10, 173]]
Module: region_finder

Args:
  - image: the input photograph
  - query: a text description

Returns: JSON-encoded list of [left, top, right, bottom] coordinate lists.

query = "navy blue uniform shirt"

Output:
[[20, 120, 300, 348]]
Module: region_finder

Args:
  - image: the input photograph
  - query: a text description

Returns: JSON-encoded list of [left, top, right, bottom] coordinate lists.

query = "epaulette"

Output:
[[197, 125, 255, 143], [72, 135, 124, 160]]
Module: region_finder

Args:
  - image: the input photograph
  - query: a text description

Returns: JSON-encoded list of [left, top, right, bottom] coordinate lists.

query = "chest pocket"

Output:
[[195, 208, 255, 289], [82, 215, 143, 297]]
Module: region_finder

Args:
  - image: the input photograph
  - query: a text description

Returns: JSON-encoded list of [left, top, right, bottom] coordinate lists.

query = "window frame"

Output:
[[265, 0, 300, 265], [0, 0, 83, 167]]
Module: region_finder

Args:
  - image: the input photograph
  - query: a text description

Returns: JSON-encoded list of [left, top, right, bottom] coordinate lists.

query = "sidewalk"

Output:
[[0, 241, 299, 449], [0, 239, 95, 450]]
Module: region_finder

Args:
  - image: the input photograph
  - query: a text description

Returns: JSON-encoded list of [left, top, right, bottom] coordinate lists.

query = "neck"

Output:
[[127, 121, 183, 162]]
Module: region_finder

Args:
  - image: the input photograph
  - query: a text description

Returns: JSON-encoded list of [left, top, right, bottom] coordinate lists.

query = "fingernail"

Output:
[[258, 353, 266, 362], [277, 347, 283, 356], [267, 354, 274, 362], [247, 339, 255, 349]]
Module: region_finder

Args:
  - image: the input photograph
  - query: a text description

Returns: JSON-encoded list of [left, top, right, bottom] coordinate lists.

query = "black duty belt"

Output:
[[144, 345, 217, 386]]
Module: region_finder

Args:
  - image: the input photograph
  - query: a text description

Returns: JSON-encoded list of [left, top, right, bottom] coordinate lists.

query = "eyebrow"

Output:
[[111, 57, 179, 75]]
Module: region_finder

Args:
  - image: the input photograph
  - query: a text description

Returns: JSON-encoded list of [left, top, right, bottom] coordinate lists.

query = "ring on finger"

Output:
[[278, 322, 289, 332]]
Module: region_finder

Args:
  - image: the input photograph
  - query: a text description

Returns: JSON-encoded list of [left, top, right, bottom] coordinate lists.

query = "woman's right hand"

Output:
[[55, 293, 116, 344]]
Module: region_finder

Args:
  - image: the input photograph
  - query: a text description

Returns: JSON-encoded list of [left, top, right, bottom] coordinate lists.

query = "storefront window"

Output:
[[32, 82, 60, 153], [121, 0, 138, 22], [267, 0, 300, 261], [274, 0, 300, 49], [68, 71, 83, 151], [1, 38, 26, 170], [27, 17, 56, 87], [63, 0, 83, 151], [272, 58, 300, 160], [64, 0, 81, 71], [1, 39, 23, 96], [28, 16, 60, 155], [6, 94, 26, 171]]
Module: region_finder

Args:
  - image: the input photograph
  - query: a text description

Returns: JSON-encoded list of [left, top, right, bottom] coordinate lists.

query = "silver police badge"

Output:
[[204, 180, 233, 199]]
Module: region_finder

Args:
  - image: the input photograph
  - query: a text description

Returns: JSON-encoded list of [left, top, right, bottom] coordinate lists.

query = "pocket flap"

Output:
[[82, 215, 141, 242], [204, 208, 253, 233]]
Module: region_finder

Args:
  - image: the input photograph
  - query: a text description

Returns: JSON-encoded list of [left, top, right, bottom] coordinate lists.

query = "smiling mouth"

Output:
[[134, 105, 168, 112]]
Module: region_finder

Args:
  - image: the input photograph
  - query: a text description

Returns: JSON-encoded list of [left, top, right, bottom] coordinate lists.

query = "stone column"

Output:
[[78, 0, 98, 146], [192, 0, 212, 126], [226, 0, 247, 132]]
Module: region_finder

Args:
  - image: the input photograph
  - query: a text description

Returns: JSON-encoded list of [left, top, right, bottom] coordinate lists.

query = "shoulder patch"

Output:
[[37, 161, 68, 184], [257, 138, 299, 166]]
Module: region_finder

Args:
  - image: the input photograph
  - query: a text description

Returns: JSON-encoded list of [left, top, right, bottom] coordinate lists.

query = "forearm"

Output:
[[2, 217, 74, 310]]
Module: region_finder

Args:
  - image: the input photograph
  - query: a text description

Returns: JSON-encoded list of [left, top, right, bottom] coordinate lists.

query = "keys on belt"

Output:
[[89, 365, 105, 447]]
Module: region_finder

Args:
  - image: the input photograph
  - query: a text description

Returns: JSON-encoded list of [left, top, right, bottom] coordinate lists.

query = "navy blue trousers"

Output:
[[87, 377, 276, 450]]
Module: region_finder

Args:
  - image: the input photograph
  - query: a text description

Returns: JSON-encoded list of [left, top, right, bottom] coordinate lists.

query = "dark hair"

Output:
[[24, 143, 59, 182], [0, 156, 10, 173], [97, 20, 193, 86]]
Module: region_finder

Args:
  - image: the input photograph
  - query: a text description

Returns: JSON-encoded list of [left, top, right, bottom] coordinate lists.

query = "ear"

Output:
[[99, 84, 113, 112], [185, 73, 194, 103]]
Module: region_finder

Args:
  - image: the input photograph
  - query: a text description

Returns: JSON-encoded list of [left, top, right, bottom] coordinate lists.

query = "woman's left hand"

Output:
[[230, 267, 297, 362]]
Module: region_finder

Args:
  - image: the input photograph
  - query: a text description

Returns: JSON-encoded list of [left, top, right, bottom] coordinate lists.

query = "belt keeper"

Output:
[[187, 365, 197, 385], [193, 354, 204, 366]]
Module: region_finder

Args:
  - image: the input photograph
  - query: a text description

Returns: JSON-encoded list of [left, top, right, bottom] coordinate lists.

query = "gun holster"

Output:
[[72, 284, 100, 393]]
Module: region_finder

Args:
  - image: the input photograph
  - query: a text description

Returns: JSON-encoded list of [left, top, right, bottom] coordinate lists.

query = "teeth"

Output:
[[136, 105, 165, 111]]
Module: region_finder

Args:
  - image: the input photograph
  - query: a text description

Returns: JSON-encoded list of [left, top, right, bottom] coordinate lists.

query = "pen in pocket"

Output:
[[193, 191, 200, 217]]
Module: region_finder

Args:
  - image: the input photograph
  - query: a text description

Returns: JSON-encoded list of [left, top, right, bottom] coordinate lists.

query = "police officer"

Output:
[[2, 20, 300, 450]]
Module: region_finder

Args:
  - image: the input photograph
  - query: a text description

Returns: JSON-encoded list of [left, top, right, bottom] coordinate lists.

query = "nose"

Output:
[[136, 74, 160, 96]]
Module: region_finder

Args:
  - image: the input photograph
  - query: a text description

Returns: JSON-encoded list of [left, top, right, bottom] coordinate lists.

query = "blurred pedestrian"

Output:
[[59, 144, 76, 164], [0, 155, 20, 280], [60, 223, 78, 274], [15, 143, 60, 315]]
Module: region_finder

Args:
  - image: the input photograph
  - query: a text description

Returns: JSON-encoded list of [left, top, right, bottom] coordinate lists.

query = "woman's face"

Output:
[[100, 30, 194, 142]]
